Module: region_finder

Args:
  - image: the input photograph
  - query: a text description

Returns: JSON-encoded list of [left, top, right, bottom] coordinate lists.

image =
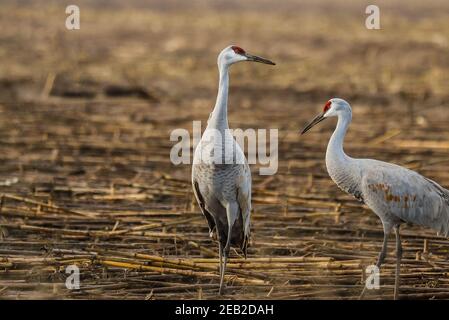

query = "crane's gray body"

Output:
[[328, 156, 449, 236], [192, 131, 251, 252], [324, 99, 449, 236]]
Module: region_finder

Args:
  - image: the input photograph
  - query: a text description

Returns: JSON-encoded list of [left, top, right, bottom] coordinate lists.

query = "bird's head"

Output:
[[218, 45, 276, 67], [301, 98, 352, 134]]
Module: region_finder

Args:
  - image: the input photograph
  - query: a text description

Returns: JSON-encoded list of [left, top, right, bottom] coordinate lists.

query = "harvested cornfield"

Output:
[[0, 0, 449, 299]]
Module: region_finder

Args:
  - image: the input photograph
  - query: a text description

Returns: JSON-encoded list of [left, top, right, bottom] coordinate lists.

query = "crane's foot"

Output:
[[218, 275, 226, 296], [393, 283, 400, 300], [358, 266, 368, 300], [358, 285, 368, 300]]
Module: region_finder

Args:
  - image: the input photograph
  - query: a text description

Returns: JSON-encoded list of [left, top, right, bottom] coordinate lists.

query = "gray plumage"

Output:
[[192, 153, 251, 254], [302, 98, 449, 299], [328, 155, 449, 238]]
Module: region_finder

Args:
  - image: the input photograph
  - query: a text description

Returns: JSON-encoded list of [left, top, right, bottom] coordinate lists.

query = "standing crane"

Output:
[[301, 98, 449, 300], [192, 45, 275, 295]]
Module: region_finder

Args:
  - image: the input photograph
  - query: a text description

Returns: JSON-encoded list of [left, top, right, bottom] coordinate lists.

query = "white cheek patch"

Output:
[[324, 108, 336, 117]]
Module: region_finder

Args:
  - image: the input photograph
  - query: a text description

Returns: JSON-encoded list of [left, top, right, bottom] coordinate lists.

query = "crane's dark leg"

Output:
[[219, 203, 238, 295], [219, 232, 231, 296], [219, 227, 232, 296], [218, 241, 225, 295], [376, 232, 389, 267], [359, 230, 390, 299], [218, 242, 223, 277], [393, 225, 402, 300]]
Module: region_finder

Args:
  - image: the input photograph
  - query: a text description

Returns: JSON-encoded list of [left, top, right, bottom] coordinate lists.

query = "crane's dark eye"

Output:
[[231, 46, 246, 55], [323, 101, 332, 113]]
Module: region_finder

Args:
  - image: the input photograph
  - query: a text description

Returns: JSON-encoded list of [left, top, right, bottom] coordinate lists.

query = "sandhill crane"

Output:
[[192, 45, 275, 294], [301, 98, 449, 300]]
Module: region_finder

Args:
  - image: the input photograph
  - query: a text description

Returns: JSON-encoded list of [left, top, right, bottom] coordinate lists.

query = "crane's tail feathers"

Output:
[[438, 187, 449, 237], [437, 196, 449, 237], [425, 179, 449, 237]]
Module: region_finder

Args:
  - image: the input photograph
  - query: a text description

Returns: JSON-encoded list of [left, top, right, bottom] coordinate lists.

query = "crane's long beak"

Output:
[[245, 53, 276, 65], [301, 112, 326, 135]]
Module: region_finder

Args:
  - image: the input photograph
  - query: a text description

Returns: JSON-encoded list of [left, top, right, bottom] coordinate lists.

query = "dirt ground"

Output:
[[0, 0, 449, 299]]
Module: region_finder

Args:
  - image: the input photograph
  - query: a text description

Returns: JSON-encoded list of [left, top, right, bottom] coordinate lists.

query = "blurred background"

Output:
[[0, 0, 448, 299]]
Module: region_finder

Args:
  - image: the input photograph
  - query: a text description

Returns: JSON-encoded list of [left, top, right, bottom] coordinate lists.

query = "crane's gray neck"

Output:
[[326, 112, 351, 164], [326, 112, 362, 200], [208, 63, 229, 131]]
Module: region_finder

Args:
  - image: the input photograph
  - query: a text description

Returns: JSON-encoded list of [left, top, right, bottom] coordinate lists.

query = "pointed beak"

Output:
[[301, 112, 326, 135], [244, 53, 276, 65]]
